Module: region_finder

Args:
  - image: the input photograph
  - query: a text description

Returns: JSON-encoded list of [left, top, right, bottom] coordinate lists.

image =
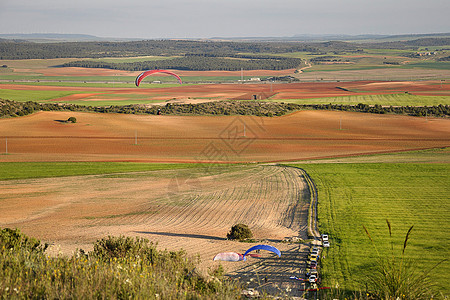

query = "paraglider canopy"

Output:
[[135, 69, 182, 86], [243, 244, 281, 258], [213, 252, 245, 262]]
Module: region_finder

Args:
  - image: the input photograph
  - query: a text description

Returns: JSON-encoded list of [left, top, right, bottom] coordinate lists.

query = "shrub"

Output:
[[0, 230, 241, 299], [67, 116, 77, 123], [227, 223, 253, 241], [0, 227, 48, 253], [363, 220, 446, 299], [92, 235, 158, 262]]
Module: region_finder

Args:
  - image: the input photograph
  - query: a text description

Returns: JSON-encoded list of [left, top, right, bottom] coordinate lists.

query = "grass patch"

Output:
[[400, 61, 450, 70], [0, 162, 198, 180], [274, 93, 450, 106], [66, 100, 164, 106], [299, 147, 450, 164], [0, 79, 187, 88], [0, 89, 90, 102], [304, 64, 392, 72], [287, 163, 450, 296]]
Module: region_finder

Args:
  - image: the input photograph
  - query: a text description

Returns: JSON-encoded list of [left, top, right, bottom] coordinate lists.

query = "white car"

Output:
[[309, 274, 318, 283], [321, 234, 329, 242], [323, 240, 330, 247]]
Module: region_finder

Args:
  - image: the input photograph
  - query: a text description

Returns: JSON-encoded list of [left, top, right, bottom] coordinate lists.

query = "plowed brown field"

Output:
[[0, 110, 449, 162]]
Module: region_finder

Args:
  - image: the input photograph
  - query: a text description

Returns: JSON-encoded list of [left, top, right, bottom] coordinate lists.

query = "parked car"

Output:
[[309, 254, 318, 262], [310, 249, 319, 256], [309, 261, 317, 269], [323, 240, 330, 247], [309, 274, 318, 283], [321, 234, 329, 242]]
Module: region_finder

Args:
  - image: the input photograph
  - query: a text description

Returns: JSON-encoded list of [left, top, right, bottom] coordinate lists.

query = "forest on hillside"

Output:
[[1, 38, 449, 60], [61, 54, 302, 71]]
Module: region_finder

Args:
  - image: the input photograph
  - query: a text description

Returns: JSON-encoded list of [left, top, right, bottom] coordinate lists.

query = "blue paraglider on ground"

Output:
[[243, 244, 281, 258]]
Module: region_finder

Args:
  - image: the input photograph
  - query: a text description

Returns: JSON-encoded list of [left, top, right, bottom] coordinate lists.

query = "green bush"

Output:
[[227, 223, 253, 241], [67, 116, 77, 123], [0, 227, 48, 253]]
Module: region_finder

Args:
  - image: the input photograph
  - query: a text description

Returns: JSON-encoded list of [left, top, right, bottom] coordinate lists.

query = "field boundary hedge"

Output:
[[1, 98, 449, 118]]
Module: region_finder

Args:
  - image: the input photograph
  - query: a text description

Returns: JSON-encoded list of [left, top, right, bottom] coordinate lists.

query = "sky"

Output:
[[1, 0, 449, 39]]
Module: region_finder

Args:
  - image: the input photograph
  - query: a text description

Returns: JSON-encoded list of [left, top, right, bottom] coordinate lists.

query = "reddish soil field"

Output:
[[2, 80, 449, 103], [0, 110, 448, 163]]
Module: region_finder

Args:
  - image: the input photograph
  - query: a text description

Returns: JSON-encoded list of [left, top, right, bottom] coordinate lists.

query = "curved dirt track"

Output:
[[0, 164, 314, 297]]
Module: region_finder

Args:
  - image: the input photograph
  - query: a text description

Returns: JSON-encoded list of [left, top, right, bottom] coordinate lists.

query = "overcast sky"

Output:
[[1, 0, 449, 39]]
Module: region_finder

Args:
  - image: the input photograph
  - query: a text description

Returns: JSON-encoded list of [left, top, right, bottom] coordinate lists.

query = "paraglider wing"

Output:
[[243, 244, 281, 258], [135, 69, 182, 86], [289, 276, 307, 281], [213, 252, 245, 262]]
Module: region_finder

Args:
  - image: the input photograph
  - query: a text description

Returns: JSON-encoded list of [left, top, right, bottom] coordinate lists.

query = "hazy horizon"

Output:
[[1, 0, 449, 39]]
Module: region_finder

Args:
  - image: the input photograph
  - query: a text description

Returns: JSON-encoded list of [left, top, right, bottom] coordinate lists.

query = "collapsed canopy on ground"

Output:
[[243, 244, 281, 258], [213, 252, 244, 262], [135, 69, 182, 86]]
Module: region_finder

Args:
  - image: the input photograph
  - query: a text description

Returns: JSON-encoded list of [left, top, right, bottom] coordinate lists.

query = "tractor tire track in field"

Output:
[[1, 164, 316, 298], [84, 165, 314, 296]]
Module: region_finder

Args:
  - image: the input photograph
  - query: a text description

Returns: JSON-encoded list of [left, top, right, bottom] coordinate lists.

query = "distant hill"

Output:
[[0, 33, 140, 43], [2, 32, 450, 43], [210, 33, 450, 43]]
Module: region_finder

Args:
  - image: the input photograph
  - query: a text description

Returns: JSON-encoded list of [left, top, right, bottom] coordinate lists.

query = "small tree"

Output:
[[227, 224, 253, 241], [67, 116, 77, 123]]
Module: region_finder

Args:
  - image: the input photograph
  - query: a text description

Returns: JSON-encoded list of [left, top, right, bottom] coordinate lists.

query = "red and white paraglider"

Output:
[[135, 69, 182, 86], [213, 252, 245, 262]]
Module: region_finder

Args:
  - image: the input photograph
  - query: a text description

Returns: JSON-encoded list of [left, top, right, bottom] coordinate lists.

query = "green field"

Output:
[[0, 75, 181, 85], [400, 61, 450, 70], [297, 147, 450, 164], [0, 162, 197, 180], [64, 99, 170, 107], [288, 162, 450, 296], [0, 75, 265, 85], [0, 89, 91, 102], [275, 93, 450, 106]]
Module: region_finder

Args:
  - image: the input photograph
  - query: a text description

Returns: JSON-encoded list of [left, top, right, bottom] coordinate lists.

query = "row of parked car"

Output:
[[306, 234, 330, 284], [307, 246, 320, 283]]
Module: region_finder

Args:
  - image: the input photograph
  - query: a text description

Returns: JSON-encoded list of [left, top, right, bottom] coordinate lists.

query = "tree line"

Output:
[[61, 54, 302, 71], [0, 40, 319, 60], [1, 99, 449, 119]]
